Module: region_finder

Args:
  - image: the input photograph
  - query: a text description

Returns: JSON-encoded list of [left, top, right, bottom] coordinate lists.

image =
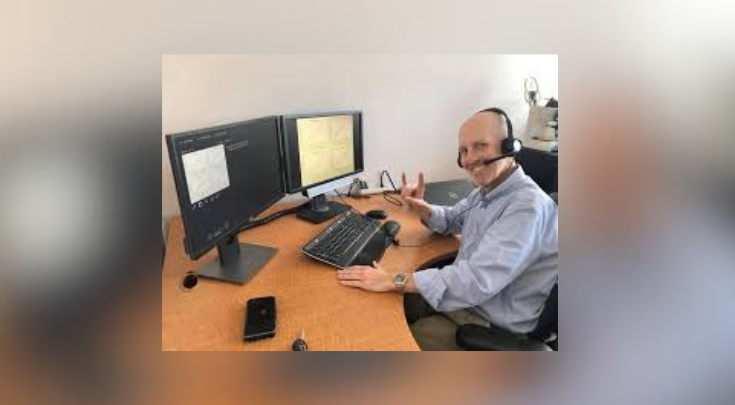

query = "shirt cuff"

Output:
[[426, 205, 447, 233], [413, 268, 447, 310]]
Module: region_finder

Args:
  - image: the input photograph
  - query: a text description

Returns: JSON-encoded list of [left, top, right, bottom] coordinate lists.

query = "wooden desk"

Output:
[[162, 197, 460, 351]]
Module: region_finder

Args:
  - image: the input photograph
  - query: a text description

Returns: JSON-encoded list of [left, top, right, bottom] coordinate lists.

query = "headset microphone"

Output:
[[478, 153, 514, 167]]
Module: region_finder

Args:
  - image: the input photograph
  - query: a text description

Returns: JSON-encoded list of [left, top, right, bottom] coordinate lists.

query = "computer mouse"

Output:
[[381, 220, 401, 240], [365, 210, 388, 220]]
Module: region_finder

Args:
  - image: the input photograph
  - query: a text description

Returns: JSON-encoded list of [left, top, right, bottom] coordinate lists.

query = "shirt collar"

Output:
[[479, 163, 523, 198]]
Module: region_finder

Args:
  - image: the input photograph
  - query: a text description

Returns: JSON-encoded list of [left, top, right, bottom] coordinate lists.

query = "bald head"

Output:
[[459, 111, 509, 143]]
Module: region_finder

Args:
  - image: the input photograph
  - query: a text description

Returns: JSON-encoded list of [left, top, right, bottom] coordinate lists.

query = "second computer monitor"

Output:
[[166, 116, 284, 284], [280, 111, 364, 223]]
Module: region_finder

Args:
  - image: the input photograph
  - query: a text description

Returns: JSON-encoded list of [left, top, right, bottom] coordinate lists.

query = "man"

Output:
[[337, 109, 558, 350]]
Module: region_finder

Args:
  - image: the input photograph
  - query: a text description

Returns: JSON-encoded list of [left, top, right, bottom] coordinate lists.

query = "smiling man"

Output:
[[337, 108, 558, 351]]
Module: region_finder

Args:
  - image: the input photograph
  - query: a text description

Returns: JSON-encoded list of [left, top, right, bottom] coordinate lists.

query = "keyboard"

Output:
[[302, 210, 384, 269]]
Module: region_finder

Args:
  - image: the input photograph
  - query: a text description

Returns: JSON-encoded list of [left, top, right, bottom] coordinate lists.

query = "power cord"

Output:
[[395, 199, 485, 248], [239, 188, 365, 233], [443, 194, 489, 234], [333, 189, 360, 214], [395, 239, 432, 248], [379, 170, 403, 207], [238, 201, 310, 233]]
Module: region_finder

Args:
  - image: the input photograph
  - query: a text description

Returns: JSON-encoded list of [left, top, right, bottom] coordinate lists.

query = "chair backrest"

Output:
[[516, 148, 558, 194], [529, 283, 557, 341], [528, 192, 558, 342]]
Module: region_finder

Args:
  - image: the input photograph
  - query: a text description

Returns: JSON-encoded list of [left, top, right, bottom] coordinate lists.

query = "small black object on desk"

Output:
[[292, 330, 309, 351], [381, 220, 401, 248], [381, 221, 401, 240], [365, 210, 388, 220]]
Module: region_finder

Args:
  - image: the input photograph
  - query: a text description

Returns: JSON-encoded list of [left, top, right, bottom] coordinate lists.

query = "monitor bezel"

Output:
[[166, 116, 285, 260]]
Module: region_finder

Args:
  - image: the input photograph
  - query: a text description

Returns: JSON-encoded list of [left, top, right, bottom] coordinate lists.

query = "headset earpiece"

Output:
[[501, 137, 523, 156]]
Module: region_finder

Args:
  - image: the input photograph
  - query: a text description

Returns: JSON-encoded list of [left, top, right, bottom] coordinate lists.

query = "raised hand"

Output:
[[401, 172, 426, 200], [401, 172, 431, 221]]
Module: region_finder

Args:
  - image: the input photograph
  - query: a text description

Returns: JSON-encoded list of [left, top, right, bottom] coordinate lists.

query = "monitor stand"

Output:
[[297, 194, 348, 224], [197, 234, 277, 285]]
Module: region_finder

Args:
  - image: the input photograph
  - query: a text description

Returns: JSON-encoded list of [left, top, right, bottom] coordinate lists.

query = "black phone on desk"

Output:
[[244, 297, 277, 341]]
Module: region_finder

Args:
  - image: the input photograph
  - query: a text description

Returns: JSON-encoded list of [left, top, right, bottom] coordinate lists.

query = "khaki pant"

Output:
[[404, 293, 491, 351]]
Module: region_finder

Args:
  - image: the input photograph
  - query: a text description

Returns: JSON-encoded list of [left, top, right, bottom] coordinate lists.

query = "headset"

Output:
[[438, 108, 522, 235], [457, 107, 523, 168]]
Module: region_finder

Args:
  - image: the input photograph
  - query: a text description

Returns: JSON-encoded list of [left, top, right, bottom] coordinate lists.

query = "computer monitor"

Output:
[[166, 116, 284, 284], [280, 111, 364, 223]]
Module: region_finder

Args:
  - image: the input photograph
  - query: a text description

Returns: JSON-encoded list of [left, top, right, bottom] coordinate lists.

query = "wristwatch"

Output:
[[393, 272, 409, 292]]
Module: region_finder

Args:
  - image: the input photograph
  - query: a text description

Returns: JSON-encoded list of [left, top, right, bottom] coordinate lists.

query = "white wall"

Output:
[[162, 55, 557, 218]]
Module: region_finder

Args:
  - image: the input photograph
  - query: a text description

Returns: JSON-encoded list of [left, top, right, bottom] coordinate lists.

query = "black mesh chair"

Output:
[[456, 284, 557, 351], [516, 148, 558, 194]]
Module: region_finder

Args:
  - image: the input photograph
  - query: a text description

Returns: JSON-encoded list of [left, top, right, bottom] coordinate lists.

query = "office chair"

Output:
[[456, 192, 558, 351], [455, 283, 557, 351], [516, 148, 558, 194]]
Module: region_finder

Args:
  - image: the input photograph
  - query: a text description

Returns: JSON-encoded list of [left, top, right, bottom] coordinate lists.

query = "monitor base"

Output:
[[297, 195, 349, 224], [197, 237, 277, 285]]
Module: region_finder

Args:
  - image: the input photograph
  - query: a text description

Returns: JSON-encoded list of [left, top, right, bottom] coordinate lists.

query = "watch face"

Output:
[[394, 273, 408, 284]]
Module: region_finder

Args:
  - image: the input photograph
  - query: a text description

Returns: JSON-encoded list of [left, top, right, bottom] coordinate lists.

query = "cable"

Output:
[[239, 188, 363, 234], [380, 170, 401, 192], [333, 189, 358, 213], [395, 239, 432, 248], [384, 192, 403, 205], [238, 201, 309, 233], [396, 196, 487, 247], [396, 200, 484, 248], [380, 170, 404, 207], [442, 193, 490, 234]]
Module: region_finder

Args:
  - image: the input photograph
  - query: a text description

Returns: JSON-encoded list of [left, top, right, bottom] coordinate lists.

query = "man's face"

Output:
[[458, 114, 511, 187]]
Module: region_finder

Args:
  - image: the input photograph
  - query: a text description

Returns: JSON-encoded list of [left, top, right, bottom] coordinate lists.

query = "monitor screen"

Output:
[[166, 116, 284, 260], [280, 111, 364, 193]]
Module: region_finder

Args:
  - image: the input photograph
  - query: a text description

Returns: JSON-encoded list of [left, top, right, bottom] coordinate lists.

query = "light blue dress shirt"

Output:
[[413, 166, 558, 333]]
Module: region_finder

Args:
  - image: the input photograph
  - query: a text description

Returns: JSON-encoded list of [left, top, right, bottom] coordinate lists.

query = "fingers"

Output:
[[400, 172, 409, 198], [338, 267, 370, 280], [339, 280, 364, 288], [418, 172, 426, 194], [338, 268, 370, 288]]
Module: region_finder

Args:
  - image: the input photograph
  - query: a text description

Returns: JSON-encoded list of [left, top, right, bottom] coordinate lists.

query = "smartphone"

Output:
[[244, 297, 277, 341]]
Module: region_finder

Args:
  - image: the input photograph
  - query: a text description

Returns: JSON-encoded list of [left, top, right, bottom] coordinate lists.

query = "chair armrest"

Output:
[[456, 324, 552, 351]]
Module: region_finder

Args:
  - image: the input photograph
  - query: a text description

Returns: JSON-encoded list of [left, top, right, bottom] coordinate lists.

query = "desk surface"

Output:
[[162, 197, 460, 351]]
